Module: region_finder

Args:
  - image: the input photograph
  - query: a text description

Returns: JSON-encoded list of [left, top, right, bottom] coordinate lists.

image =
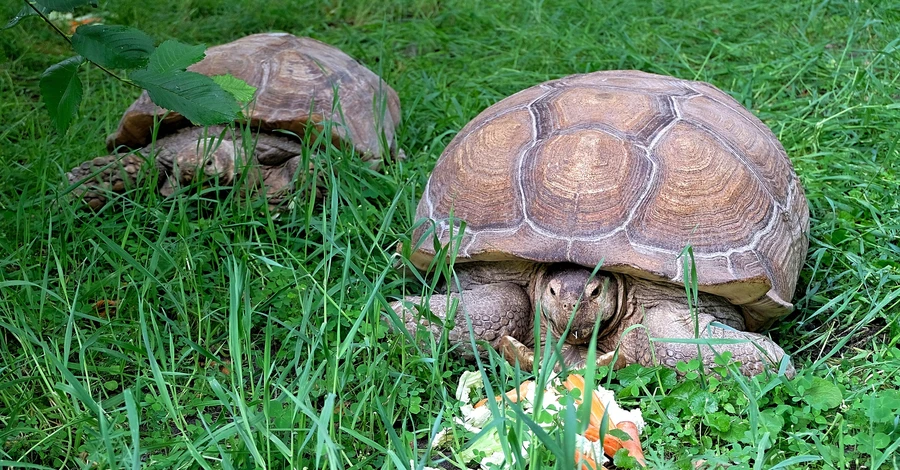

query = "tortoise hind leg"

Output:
[[389, 283, 533, 360], [67, 153, 148, 210]]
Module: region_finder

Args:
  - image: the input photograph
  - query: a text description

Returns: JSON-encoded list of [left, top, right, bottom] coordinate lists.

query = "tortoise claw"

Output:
[[499, 335, 535, 369], [499, 335, 626, 371]]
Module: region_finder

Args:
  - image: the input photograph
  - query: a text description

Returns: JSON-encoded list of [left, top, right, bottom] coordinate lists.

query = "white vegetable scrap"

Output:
[[593, 385, 646, 434], [431, 371, 645, 470]]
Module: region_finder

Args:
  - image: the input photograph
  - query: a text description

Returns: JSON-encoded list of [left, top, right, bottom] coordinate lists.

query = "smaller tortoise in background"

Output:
[[68, 33, 402, 209], [391, 70, 809, 377]]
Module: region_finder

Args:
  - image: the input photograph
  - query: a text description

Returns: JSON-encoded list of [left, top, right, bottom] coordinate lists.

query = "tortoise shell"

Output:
[[107, 33, 401, 165], [409, 70, 809, 328]]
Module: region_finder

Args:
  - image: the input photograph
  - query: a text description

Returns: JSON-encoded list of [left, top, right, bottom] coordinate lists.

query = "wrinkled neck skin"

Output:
[[531, 264, 626, 346]]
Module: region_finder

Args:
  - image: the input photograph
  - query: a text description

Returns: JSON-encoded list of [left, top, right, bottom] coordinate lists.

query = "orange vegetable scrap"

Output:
[[440, 371, 646, 470], [565, 374, 646, 467]]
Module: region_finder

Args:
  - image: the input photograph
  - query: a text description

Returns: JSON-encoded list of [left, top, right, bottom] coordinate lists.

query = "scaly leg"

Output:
[[637, 302, 794, 377], [390, 282, 533, 359], [67, 153, 149, 210]]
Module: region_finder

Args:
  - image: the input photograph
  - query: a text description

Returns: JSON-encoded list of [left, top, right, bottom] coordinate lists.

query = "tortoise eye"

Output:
[[589, 285, 601, 297], [549, 285, 557, 296]]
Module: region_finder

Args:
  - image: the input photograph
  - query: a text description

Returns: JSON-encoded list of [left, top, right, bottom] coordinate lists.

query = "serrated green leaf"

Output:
[[873, 432, 891, 449], [4, 3, 50, 30], [802, 377, 842, 411], [71, 24, 154, 69], [40, 56, 85, 131], [689, 390, 719, 414], [612, 449, 639, 468], [131, 68, 241, 125], [34, 0, 97, 13], [212, 74, 257, 102], [149, 39, 206, 73]]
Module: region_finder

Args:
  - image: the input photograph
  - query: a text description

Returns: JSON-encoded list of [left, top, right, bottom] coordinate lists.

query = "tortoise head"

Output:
[[175, 137, 237, 186], [538, 265, 617, 346]]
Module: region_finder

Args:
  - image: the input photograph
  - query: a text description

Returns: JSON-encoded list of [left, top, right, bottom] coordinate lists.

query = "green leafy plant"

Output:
[[4, 0, 255, 131]]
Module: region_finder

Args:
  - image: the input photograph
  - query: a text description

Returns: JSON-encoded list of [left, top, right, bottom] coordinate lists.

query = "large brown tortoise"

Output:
[[391, 70, 809, 377], [67, 33, 401, 209]]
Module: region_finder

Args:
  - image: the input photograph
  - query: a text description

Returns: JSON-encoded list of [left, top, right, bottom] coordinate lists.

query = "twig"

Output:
[[26, 1, 140, 88]]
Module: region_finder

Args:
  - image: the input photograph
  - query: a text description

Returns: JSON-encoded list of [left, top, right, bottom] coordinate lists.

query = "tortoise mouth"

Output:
[[541, 317, 598, 346], [558, 343, 602, 368], [566, 326, 596, 345]]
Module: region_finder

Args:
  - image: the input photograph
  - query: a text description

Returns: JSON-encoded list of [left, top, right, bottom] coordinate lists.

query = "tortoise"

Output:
[[67, 33, 402, 209], [391, 70, 809, 377]]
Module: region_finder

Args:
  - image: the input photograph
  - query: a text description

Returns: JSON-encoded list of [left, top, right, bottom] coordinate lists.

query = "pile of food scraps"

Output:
[[429, 371, 646, 469]]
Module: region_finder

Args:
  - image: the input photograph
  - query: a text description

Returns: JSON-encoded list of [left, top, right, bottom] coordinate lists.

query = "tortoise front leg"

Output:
[[257, 156, 324, 210], [67, 153, 149, 209], [389, 282, 533, 360], [636, 303, 794, 377]]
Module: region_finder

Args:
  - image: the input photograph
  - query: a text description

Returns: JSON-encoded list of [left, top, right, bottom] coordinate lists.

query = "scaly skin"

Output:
[[67, 127, 305, 209], [612, 275, 794, 377], [391, 262, 793, 377]]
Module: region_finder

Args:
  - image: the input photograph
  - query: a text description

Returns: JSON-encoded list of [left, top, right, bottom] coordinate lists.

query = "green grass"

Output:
[[1, 0, 899, 468]]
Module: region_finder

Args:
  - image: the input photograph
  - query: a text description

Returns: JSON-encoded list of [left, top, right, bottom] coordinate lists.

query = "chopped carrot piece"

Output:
[[567, 374, 646, 467], [473, 381, 533, 408], [565, 374, 615, 430], [600, 421, 646, 466], [575, 450, 607, 470], [470, 375, 645, 468], [584, 424, 600, 442], [614, 421, 646, 466]]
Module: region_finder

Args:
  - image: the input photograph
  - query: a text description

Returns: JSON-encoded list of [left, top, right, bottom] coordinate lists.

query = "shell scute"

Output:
[[545, 87, 674, 144], [678, 94, 792, 202], [630, 120, 772, 253], [524, 129, 653, 237], [425, 108, 533, 231]]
